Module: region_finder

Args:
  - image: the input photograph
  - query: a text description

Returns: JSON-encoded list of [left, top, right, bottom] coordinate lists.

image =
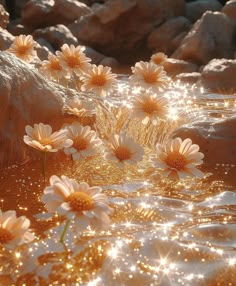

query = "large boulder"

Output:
[[199, 58, 236, 91], [0, 51, 79, 167], [162, 58, 198, 77], [222, 0, 236, 23], [22, 0, 92, 30], [0, 3, 8, 28], [147, 17, 191, 56], [172, 12, 235, 65], [69, 0, 185, 62], [185, 0, 222, 23], [173, 116, 236, 165]]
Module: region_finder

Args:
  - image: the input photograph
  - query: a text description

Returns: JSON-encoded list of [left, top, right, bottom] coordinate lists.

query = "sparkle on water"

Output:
[[1, 78, 236, 286]]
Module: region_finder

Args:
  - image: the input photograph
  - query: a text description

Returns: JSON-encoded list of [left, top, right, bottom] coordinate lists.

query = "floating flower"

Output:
[[104, 134, 144, 167], [56, 44, 91, 76], [24, 123, 73, 153], [42, 175, 113, 229], [81, 64, 117, 97], [151, 137, 204, 179], [63, 97, 95, 118], [129, 61, 169, 90], [40, 54, 65, 80], [150, 52, 168, 66], [0, 209, 34, 249], [131, 93, 168, 125], [64, 122, 102, 161], [7, 34, 37, 63]]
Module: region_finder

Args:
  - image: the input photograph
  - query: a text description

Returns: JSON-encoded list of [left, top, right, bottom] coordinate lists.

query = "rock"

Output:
[[36, 38, 55, 54], [222, 0, 236, 23], [83, 46, 106, 64], [199, 58, 236, 91], [172, 12, 235, 65], [69, 0, 185, 62], [99, 57, 119, 68], [0, 51, 80, 167], [176, 72, 201, 84], [33, 24, 78, 50], [7, 19, 30, 36], [22, 0, 92, 30], [0, 27, 14, 50], [162, 58, 198, 77], [185, 0, 222, 23], [172, 116, 236, 165], [0, 3, 9, 29], [147, 17, 191, 56]]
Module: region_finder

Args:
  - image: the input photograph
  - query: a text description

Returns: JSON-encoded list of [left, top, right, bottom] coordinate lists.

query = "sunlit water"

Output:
[[0, 79, 236, 286]]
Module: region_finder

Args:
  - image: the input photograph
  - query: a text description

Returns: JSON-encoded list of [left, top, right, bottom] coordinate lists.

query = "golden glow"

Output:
[[66, 192, 94, 212]]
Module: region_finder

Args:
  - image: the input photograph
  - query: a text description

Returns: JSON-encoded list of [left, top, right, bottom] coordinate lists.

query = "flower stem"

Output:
[[42, 151, 46, 182], [60, 220, 70, 243]]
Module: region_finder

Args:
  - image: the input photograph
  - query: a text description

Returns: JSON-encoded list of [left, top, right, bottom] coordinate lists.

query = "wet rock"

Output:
[[162, 58, 198, 77], [33, 24, 78, 50], [0, 51, 79, 167], [173, 116, 236, 165], [172, 12, 235, 65], [176, 72, 201, 84], [147, 17, 191, 56], [0, 3, 9, 28], [99, 56, 119, 68], [222, 0, 236, 23], [199, 58, 236, 91], [22, 0, 92, 30], [69, 0, 185, 62], [185, 0, 222, 23]]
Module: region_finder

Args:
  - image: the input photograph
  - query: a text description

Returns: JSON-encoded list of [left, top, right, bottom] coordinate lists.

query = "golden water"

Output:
[[0, 81, 236, 286]]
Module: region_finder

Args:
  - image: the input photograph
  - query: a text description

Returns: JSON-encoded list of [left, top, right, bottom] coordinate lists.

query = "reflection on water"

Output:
[[0, 81, 236, 285]]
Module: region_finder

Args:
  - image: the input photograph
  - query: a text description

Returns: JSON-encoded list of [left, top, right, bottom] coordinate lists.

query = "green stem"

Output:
[[60, 220, 70, 243], [42, 151, 46, 183]]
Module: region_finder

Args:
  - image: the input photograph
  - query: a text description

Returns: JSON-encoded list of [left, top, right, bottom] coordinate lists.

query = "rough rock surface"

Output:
[[172, 12, 235, 65], [199, 58, 236, 91], [33, 24, 78, 50], [0, 51, 79, 167], [222, 0, 236, 23], [173, 116, 236, 165], [147, 17, 191, 56], [185, 0, 222, 23], [69, 0, 185, 62], [22, 0, 91, 30], [162, 58, 198, 77], [0, 4, 8, 28]]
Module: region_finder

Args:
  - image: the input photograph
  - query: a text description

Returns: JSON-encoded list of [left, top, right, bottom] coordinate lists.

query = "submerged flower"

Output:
[[129, 61, 169, 90], [0, 209, 34, 249], [42, 175, 112, 229], [150, 52, 168, 66], [8, 34, 37, 63], [40, 54, 65, 80], [131, 93, 168, 125], [151, 137, 204, 179], [104, 134, 144, 166], [56, 44, 91, 76], [81, 65, 117, 97], [24, 123, 72, 152], [64, 122, 102, 160], [63, 97, 95, 118]]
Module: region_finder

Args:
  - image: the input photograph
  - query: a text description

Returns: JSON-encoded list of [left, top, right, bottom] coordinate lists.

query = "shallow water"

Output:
[[1, 83, 236, 286]]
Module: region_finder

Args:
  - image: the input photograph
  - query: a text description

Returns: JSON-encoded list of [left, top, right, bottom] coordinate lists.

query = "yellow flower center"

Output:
[[73, 136, 88, 151], [153, 56, 165, 65], [165, 152, 187, 170], [0, 227, 13, 244], [141, 99, 159, 114], [66, 55, 81, 69], [50, 59, 62, 71], [39, 138, 52, 146], [115, 146, 132, 161], [67, 192, 93, 212], [91, 74, 107, 87], [143, 71, 157, 84], [17, 45, 30, 55]]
